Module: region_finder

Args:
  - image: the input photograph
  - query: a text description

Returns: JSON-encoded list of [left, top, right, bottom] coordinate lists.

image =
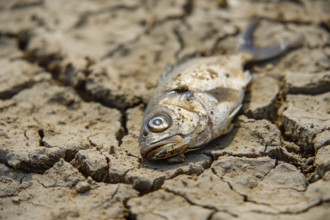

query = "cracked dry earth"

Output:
[[0, 0, 330, 219]]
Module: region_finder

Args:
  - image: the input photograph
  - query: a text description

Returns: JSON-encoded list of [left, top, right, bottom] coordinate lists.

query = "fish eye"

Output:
[[147, 116, 170, 133], [152, 118, 163, 126]]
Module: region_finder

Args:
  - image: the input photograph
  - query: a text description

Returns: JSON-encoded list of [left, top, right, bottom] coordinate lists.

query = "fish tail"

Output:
[[237, 21, 303, 62]]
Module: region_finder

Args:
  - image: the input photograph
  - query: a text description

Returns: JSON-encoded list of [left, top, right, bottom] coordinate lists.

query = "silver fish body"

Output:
[[139, 22, 300, 160]]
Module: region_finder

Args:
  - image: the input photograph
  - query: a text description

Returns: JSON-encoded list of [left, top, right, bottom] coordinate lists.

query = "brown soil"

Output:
[[0, 0, 330, 219]]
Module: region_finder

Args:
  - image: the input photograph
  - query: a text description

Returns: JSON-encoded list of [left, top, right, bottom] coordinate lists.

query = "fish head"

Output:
[[139, 91, 208, 160]]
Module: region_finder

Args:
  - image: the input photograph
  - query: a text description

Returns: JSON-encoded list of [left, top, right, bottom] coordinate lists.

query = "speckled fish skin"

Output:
[[139, 22, 299, 161]]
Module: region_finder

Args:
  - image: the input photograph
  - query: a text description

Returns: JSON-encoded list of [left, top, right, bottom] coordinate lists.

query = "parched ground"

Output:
[[0, 0, 330, 219]]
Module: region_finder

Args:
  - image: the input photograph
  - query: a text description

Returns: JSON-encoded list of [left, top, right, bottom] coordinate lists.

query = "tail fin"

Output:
[[237, 21, 303, 62]]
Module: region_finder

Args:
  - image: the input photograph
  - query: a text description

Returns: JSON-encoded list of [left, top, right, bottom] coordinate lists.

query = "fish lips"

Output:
[[141, 135, 188, 160]]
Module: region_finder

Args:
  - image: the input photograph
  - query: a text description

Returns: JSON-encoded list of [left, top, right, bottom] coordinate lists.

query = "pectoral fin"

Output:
[[220, 104, 241, 136], [206, 87, 241, 103], [229, 104, 242, 121]]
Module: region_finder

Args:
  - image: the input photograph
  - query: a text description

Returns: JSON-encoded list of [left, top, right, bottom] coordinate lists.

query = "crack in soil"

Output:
[[13, 30, 144, 151], [209, 161, 287, 215], [102, 34, 144, 60], [116, 110, 129, 147], [173, 28, 185, 59], [144, 0, 193, 34], [74, 4, 139, 29], [37, 128, 45, 147], [210, 160, 330, 216], [0, 79, 39, 100], [1, 2, 329, 219], [265, 146, 306, 171], [163, 188, 239, 218], [206, 151, 269, 161], [9, 0, 43, 10], [206, 210, 218, 220]]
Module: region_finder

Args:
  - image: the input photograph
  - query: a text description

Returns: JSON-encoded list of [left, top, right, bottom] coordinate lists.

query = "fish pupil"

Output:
[[152, 118, 163, 126]]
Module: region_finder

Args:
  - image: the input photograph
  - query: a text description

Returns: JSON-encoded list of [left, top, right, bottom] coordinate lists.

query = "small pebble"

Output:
[[75, 181, 91, 193], [110, 145, 115, 154], [12, 197, 20, 204], [87, 176, 94, 184]]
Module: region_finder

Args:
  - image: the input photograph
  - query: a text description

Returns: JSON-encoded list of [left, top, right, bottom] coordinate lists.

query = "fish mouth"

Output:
[[141, 135, 188, 160]]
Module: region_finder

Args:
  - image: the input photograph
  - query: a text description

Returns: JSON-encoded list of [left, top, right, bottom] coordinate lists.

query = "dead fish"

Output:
[[139, 21, 301, 161]]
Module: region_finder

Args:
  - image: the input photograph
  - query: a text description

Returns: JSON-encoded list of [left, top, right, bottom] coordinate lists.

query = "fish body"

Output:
[[139, 22, 299, 160]]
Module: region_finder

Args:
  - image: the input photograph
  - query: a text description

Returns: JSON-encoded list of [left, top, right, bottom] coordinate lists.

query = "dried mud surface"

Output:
[[1, 0, 330, 219]]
